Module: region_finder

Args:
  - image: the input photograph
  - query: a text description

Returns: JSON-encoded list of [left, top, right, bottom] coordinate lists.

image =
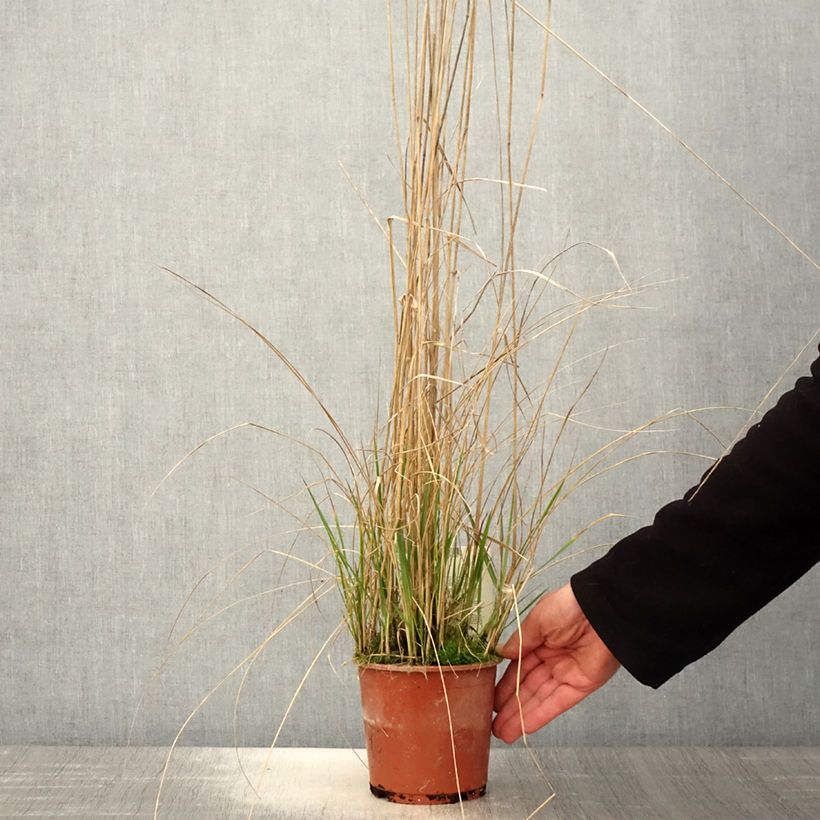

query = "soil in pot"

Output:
[[357, 660, 500, 804]]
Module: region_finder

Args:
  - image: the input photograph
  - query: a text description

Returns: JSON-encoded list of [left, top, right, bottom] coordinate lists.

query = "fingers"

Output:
[[498, 586, 567, 659], [493, 682, 586, 743], [495, 641, 566, 712], [493, 649, 542, 712], [497, 604, 546, 659], [493, 664, 558, 739]]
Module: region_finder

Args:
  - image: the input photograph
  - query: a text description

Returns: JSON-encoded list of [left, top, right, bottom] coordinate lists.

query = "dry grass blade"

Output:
[[514, 1, 820, 276], [158, 265, 363, 482], [152, 581, 337, 820]]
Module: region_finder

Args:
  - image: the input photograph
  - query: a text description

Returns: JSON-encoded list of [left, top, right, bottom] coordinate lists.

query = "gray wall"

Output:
[[2, 0, 818, 750]]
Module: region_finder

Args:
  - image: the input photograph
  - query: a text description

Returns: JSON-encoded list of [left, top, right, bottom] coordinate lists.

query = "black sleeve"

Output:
[[569, 343, 820, 689]]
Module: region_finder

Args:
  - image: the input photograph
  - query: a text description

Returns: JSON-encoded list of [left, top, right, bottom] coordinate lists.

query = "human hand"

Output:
[[492, 582, 620, 743]]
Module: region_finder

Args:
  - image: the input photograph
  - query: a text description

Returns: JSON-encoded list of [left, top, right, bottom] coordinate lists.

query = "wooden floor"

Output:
[[0, 746, 817, 819]]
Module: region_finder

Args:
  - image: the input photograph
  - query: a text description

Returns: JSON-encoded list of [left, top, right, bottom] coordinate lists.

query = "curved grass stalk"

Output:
[[129, 539, 317, 744], [152, 581, 337, 820], [231, 599, 341, 799], [514, 1, 820, 276], [128, 577, 319, 746], [323, 649, 369, 771], [456, 176, 549, 193], [508, 583, 557, 817], [146, 420, 341, 508], [245, 622, 346, 819], [689, 328, 820, 500], [386, 212, 496, 266], [158, 266, 364, 482]]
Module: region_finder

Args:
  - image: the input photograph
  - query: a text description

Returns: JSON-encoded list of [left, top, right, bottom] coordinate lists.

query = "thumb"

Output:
[[497, 598, 549, 659]]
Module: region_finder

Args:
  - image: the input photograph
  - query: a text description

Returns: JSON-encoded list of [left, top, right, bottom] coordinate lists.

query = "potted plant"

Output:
[[154, 1, 641, 810], [309, 0, 587, 805], [153, 1, 818, 814]]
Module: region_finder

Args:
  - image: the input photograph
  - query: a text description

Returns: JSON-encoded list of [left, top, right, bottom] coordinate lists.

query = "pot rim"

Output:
[[356, 658, 501, 673]]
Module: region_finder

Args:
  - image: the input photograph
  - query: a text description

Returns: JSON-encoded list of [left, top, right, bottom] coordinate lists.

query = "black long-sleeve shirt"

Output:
[[570, 343, 820, 688]]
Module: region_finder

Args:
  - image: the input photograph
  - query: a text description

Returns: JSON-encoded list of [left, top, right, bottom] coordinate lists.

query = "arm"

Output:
[[571, 344, 820, 687], [493, 344, 820, 741]]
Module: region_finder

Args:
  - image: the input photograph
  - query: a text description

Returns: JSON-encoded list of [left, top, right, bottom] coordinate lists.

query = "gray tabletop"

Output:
[[0, 746, 818, 819]]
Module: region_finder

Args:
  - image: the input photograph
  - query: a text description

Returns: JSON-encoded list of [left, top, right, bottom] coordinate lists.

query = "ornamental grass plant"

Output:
[[286, 0, 646, 669], [162, 0, 652, 675], [303, 0, 819, 670], [148, 1, 819, 815]]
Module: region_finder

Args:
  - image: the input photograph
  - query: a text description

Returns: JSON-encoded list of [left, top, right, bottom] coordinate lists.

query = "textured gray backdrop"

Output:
[[2, 1, 818, 750]]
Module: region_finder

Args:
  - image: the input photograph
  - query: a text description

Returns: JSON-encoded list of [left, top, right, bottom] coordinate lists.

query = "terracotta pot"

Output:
[[357, 660, 500, 804]]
